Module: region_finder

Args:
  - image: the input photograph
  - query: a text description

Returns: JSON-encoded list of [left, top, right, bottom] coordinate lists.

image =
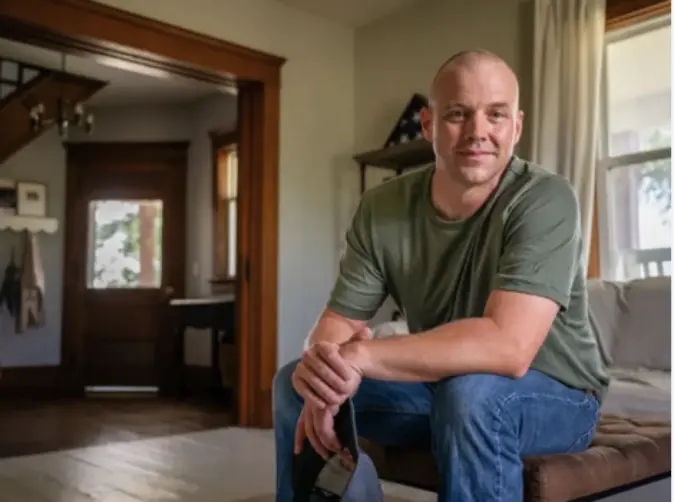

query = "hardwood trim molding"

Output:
[[0, 0, 284, 427], [0, 366, 68, 398], [0, 0, 284, 86], [210, 129, 238, 146], [606, 0, 671, 30]]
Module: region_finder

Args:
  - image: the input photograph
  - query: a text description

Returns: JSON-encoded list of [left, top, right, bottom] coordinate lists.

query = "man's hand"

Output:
[[293, 329, 373, 459], [292, 335, 365, 409], [292, 341, 352, 409], [294, 405, 340, 459]]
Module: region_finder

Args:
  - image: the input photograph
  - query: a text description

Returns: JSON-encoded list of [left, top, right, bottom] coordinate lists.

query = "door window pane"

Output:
[[605, 157, 671, 280], [606, 22, 671, 156], [87, 200, 163, 289]]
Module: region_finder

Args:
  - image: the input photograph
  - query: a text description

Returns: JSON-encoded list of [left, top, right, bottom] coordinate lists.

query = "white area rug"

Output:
[[0, 426, 435, 502]]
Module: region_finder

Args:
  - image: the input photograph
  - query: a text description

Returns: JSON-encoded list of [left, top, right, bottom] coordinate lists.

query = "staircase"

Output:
[[0, 57, 106, 164]]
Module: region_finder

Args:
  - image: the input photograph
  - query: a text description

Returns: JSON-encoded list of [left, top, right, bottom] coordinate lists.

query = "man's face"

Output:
[[421, 60, 523, 187]]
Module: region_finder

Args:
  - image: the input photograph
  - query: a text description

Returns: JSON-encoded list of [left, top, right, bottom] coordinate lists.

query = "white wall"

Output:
[[93, 0, 358, 367], [0, 94, 236, 367]]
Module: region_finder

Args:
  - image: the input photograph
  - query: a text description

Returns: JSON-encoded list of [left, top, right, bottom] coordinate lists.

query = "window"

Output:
[[597, 14, 671, 281], [87, 199, 163, 289], [213, 136, 238, 280]]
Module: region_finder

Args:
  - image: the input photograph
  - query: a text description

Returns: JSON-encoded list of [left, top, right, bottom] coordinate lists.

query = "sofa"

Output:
[[361, 276, 671, 501]]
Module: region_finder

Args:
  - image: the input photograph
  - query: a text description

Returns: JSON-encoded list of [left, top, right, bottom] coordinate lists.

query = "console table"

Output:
[[168, 294, 236, 398]]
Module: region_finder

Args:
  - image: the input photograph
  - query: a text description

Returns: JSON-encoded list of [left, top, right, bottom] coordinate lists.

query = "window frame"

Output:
[[210, 129, 238, 285], [596, 12, 672, 279]]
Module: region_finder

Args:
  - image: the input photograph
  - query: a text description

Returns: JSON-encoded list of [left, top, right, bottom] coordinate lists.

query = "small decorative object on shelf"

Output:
[[352, 93, 435, 194], [383, 93, 428, 148]]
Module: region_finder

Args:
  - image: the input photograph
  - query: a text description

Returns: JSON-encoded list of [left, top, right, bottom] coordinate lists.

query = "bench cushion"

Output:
[[359, 415, 670, 501]]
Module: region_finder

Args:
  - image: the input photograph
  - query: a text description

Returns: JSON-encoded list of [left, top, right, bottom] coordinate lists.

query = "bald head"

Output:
[[429, 50, 520, 110], [418, 49, 524, 188]]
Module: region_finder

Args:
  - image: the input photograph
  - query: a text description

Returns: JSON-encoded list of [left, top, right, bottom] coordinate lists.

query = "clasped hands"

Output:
[[292, 329, 370, 459]]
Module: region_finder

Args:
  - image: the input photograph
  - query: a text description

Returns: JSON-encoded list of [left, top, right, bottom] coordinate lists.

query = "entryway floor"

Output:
[[0, 397, 433, 501], [0, 397, 233, 458]]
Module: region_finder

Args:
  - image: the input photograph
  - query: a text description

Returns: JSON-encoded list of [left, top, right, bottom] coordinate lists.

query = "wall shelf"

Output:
[[0, 214, 59, 234], [353, 138, 434, 193]]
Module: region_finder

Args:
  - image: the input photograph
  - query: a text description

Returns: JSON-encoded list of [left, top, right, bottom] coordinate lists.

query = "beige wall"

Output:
[[355, 0, 535, 158]]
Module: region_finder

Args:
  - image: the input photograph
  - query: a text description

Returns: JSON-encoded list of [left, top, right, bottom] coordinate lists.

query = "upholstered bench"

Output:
[[359, 414, 670, 501]]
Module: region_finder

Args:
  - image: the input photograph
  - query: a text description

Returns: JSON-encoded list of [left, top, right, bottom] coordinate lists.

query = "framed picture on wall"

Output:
[[17, 181, 47, 217]]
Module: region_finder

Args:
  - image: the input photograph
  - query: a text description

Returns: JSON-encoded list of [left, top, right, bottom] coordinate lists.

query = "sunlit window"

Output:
[[597, 15, 671, 280], [215, 144, 238, 279], [87, 199, 163, 289]]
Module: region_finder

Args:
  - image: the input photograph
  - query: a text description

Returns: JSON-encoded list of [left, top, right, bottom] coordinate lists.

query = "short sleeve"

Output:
[[327, 195, 388, 320], [494, 176, 582, 310]]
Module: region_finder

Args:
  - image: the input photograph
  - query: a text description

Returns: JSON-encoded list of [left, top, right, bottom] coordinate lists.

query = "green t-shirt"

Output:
[[328, 156, 610, 400]]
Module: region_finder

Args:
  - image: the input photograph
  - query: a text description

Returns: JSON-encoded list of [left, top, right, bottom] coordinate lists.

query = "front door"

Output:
[[63, 142, 187, 391]]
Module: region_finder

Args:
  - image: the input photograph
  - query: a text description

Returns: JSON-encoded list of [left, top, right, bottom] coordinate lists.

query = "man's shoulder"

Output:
[[502, 157, 579, 214]]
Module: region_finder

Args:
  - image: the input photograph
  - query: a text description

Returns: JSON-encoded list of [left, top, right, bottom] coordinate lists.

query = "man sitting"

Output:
[[272, 49, 610, 502]]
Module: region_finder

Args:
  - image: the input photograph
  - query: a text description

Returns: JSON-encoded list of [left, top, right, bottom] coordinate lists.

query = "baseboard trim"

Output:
[[0, 365, 66, 397], [0, 365, 232, 399], [184, 365, 220, 394]]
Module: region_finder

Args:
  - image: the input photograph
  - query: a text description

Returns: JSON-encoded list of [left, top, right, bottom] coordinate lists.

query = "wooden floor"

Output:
[[0, 397, 233, 459], [0, 397, 431, 501]]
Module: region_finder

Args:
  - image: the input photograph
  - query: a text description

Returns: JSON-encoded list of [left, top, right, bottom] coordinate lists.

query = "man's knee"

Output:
[[272, 359, 301, 416], [432, 373, 515, 429]]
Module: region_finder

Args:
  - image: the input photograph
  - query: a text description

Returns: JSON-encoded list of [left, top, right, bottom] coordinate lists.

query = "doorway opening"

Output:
[[0, 0, 284, 427]]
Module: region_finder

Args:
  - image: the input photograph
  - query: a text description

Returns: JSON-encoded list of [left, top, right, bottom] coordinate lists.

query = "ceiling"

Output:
[[277, 0, 426, 27], [0, 37, 230, 107]]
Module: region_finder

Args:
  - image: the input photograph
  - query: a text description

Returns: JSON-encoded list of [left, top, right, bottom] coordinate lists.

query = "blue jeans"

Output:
[[272, 360, 600, 502]]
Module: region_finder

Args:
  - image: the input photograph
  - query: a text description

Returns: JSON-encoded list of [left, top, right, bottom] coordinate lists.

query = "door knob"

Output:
[[164, 285, 175, 296]]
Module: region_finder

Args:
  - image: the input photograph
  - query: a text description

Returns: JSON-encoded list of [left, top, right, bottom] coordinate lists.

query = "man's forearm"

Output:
[[347, 317, 527, 381], [304, 309, 367, 349]]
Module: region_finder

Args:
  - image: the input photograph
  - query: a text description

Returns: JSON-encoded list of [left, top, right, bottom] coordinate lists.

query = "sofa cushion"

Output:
[[611, 276, 671, 371], [359, 415, 671, 502], [523, 415, 670, 501], [587, 278, 626, 366], [601, 367, 671, 420]]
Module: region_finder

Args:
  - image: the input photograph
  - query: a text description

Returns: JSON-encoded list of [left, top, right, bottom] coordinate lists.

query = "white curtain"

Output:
[[530, 0, 606, 267]]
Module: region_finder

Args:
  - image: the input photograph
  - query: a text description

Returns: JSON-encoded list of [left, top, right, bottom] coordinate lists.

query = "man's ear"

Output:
[[420, 106, 434, 142], [513, 109, 524, 145]]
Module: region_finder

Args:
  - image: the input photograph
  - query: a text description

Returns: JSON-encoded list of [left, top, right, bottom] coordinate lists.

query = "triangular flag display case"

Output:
[[383, 93, 428, 148], [353, 93, 434, 194]]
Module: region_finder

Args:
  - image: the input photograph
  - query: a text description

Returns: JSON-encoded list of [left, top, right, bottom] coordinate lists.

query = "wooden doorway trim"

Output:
[[0, 0, 285, 427]]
